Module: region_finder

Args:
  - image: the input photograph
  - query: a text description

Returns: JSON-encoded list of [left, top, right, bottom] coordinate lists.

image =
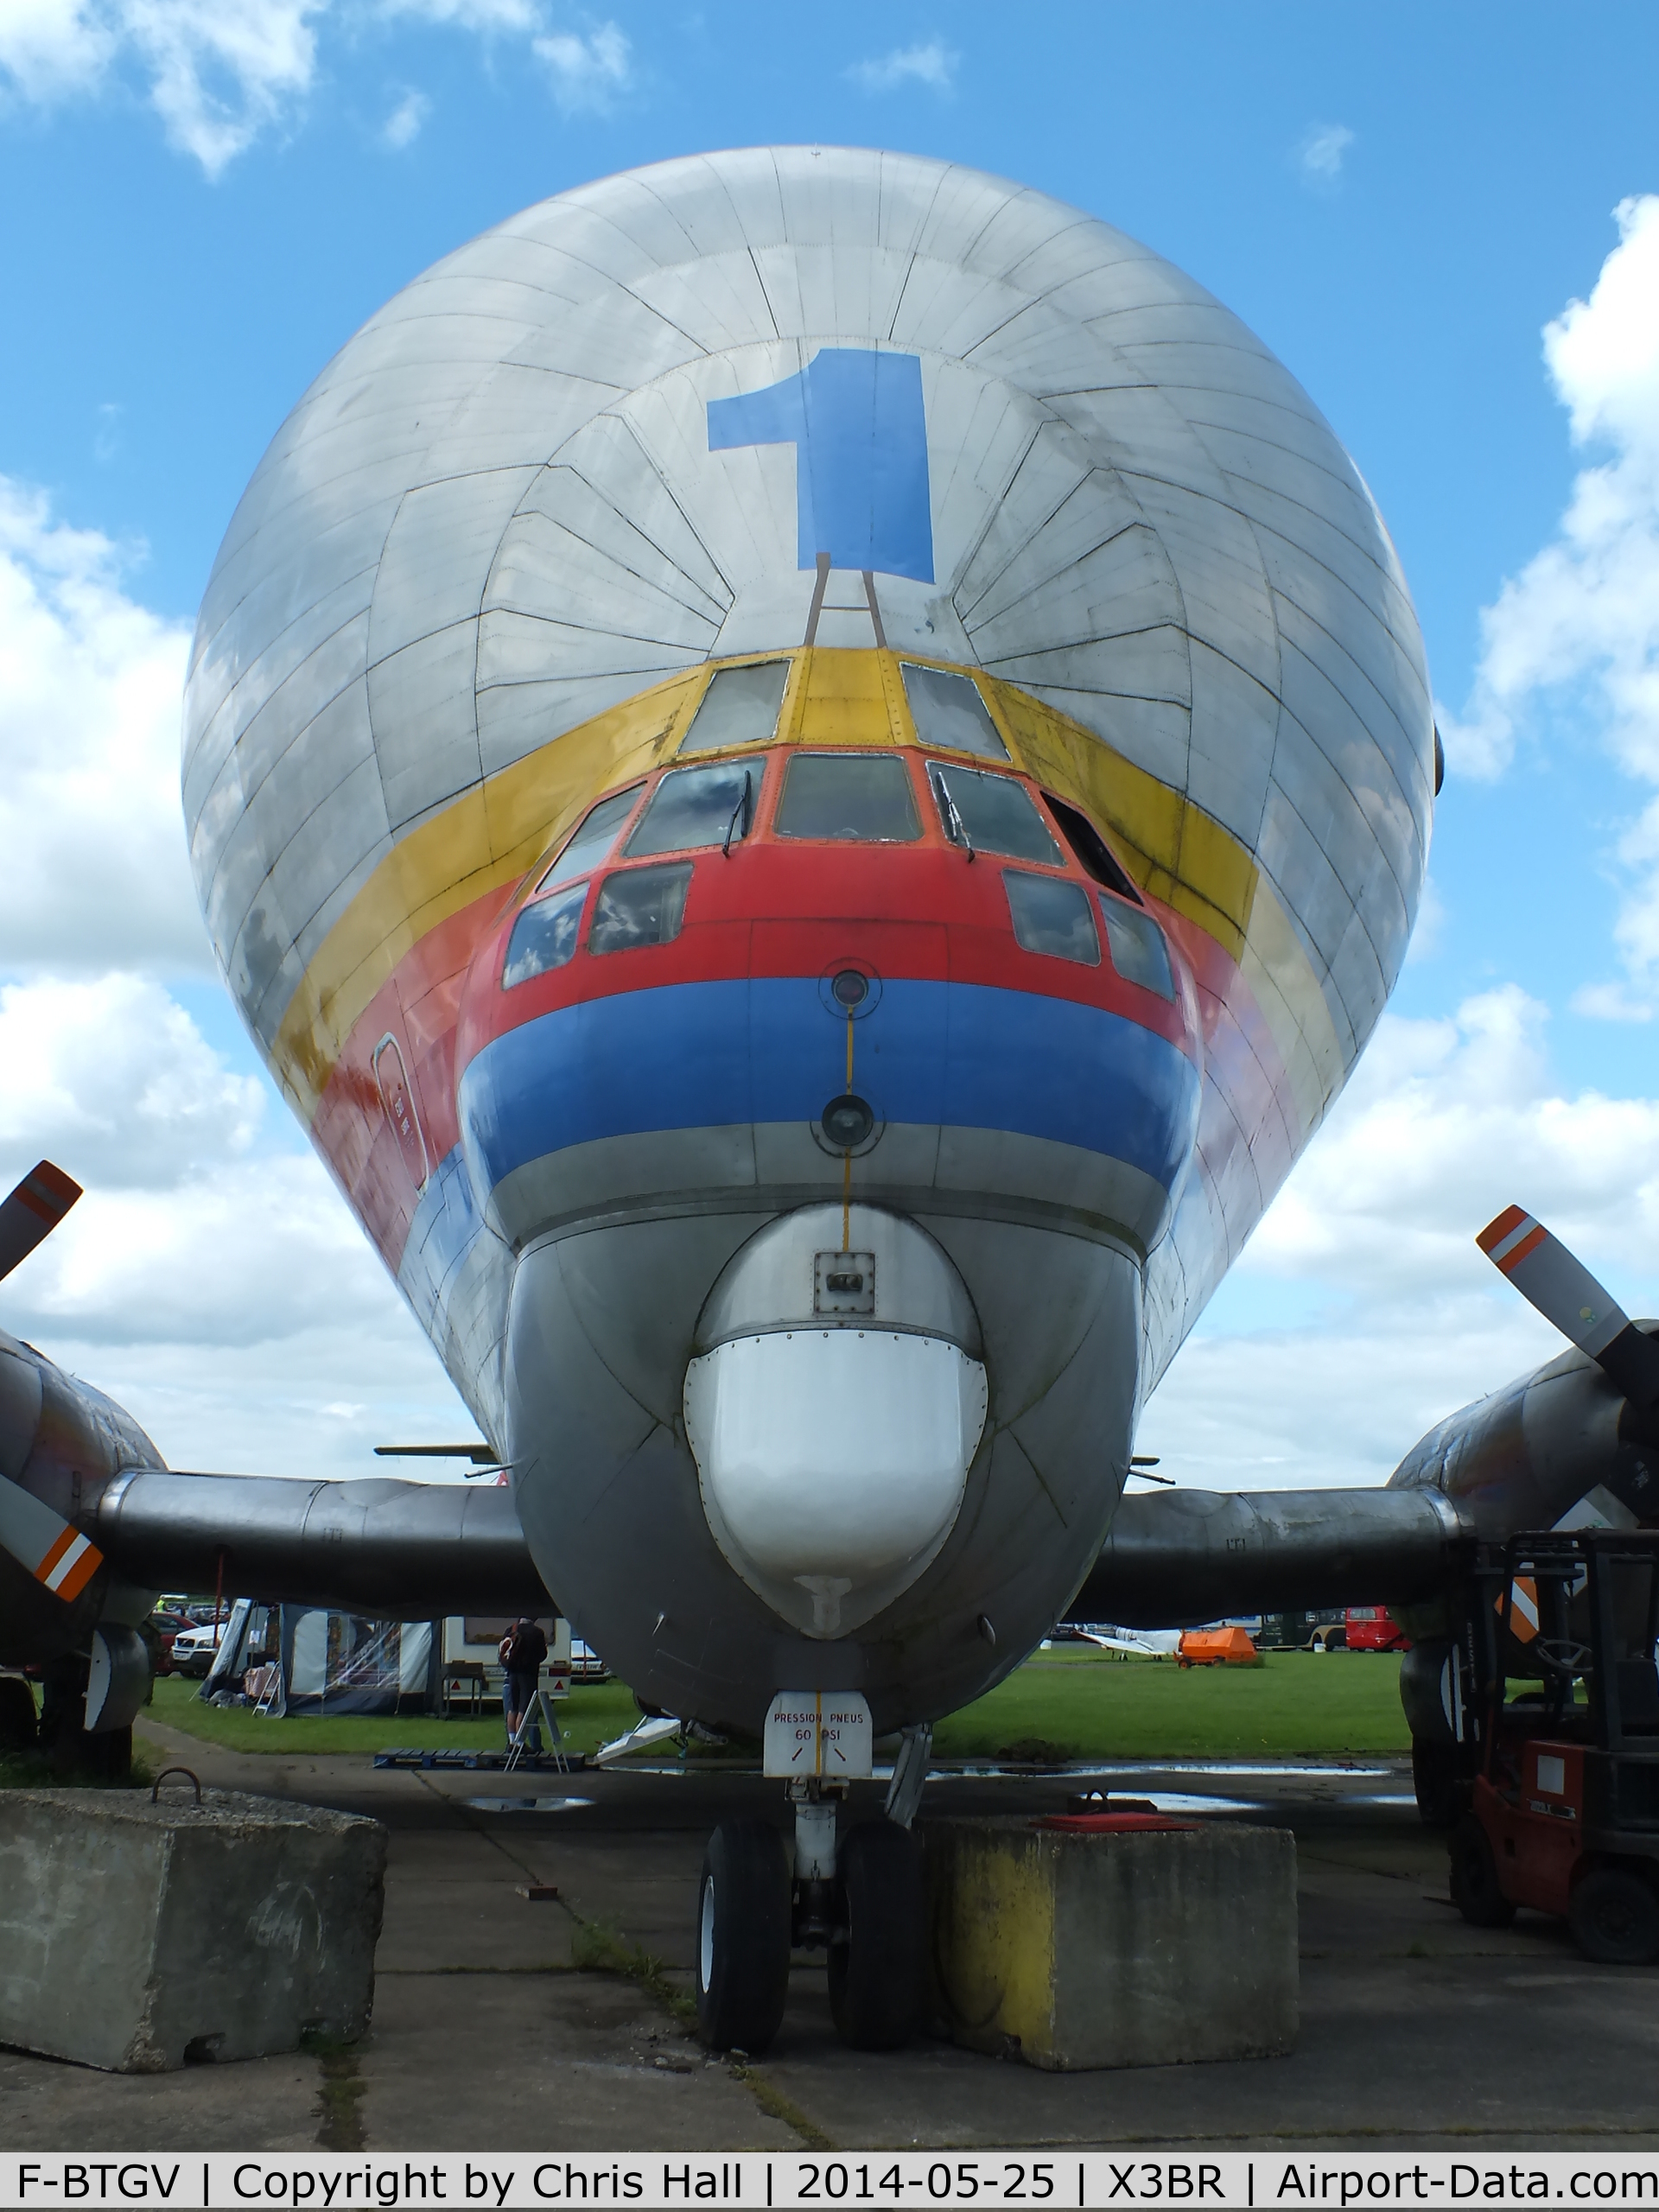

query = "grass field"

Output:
[[141, 1647, 1411, 1764], [143, 1675, 642, 1758], [932, 1649, 1411, 1760]]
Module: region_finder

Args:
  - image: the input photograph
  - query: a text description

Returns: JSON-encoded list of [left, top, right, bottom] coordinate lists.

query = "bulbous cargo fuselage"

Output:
[[181, 150, 1434, 1732]]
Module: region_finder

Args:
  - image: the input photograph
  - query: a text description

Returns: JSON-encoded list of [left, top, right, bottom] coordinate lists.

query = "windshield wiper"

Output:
[[722, 768, 753, 859], [932, 769, 974, 861]]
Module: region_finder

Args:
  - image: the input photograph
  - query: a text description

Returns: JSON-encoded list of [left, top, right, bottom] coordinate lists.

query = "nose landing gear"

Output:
[[829, 1817, 924, 2050], [693, 1774, 927, 2056], [694, 1817, 791, 2053]]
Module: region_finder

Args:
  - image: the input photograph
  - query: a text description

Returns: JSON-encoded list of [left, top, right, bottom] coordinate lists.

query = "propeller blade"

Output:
[[0, 1474, 104, 1604], [0, 1160, 82, 1285], [1478, 1205, 1659, 1418], [373, 1443, 502, 1466]]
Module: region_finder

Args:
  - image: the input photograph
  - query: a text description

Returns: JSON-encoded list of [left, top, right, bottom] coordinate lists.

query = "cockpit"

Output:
[[467, 643, 1200, 1092]]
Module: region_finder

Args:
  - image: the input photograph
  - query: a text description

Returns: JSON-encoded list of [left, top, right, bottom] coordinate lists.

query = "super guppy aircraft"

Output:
[[7, 148, 1655, 2055], [184, 145, 1433, 1719]]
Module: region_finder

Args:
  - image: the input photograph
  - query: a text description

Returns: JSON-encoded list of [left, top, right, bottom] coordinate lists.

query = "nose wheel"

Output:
[[693, 1792, 925, 2056], [695, 1817, 791, 2053], [829, 1819, 924, 2050]]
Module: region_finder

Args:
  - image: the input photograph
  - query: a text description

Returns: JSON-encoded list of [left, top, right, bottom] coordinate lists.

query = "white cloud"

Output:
[[1440, 197, 1659, 1010], [74, 1320, 474, 1482], [0, 0, 118, 99], [1246, 984, 1659, 1294], [379, 83, 429, 145], [0, 974, 262, 1188], [0, 0, 629, 169], [0, 480, 207, 974], [0, 977, 472, 1477], [1298, 122, 1354, 187], [1570, 980, 1653, 1023], [0, 0, 323, 175], [1141, 984, 1659, 1488], [382, 0, 537, 28], [848, 39, 956, 94], [531, 20, 627, 111], [0, 479, 476, 1480], [1401, 868, 1446, 965], [133, 0, 320, 174]]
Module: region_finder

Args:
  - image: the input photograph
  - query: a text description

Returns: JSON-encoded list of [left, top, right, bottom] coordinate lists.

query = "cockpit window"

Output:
[[681, 661, 790, 753], [624, 761, 753, 857], [928, 762, 1061, 865], [1004, 871, 1100, 966], [774, 753, 922, 843], [900, 664, 1007, 760], [538, 786, 641, 892], [503, 880, 586, 988], [1044, 793, 1143, 905], [590, 863, 693, 955], [1100, 895, 1175, 1000]]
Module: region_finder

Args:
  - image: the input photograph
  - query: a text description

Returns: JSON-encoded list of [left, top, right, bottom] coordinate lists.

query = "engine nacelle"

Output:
[[0, 1328, 162, 1668]]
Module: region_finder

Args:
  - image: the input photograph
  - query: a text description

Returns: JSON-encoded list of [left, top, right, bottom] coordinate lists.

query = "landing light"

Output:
[[822, 1095, 874, 1148]]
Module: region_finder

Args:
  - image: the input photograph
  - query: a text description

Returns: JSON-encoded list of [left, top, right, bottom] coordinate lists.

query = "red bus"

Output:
[[1344, 1606, 1410, 1653]]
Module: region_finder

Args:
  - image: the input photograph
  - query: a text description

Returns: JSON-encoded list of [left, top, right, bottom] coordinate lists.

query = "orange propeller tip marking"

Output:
[[15, 1160, 82, 1224], [1497, 1224, 1548, 1274], [0, 1159, 85, 1284], [35, 1524, 103, 1603], [1477, 1204, 1529, 1254], [1478, 1207, 1547, 1273]]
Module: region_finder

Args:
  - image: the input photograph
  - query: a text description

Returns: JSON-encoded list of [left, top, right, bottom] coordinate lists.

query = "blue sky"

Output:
[[3, 1, 1658, 1488]]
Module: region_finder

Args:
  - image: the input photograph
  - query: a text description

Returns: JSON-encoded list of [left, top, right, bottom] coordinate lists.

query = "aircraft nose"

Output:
[[683, 1205, 987, 1639]]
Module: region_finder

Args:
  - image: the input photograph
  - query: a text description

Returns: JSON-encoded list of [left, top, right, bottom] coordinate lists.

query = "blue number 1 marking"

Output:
[[707, 348, 934, 584]]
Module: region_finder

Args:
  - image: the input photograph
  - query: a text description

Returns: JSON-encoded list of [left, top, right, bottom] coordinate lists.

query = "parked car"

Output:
[[169, 1619, 227, 1677], [569, 1637, 610, 1682], [145, 1607, 193, 1675], [1344, 1605, 1411, 1653]]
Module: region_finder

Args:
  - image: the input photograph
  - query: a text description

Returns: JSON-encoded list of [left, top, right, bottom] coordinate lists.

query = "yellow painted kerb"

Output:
[[928, 1825, 1059, 2063]]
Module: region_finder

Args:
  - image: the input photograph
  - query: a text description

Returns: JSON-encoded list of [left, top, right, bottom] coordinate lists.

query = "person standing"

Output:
[[499, 1617, 549, 1749]]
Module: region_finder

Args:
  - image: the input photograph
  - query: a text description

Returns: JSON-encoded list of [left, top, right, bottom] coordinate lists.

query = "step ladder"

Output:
[[504, 1687, 569, 1775]]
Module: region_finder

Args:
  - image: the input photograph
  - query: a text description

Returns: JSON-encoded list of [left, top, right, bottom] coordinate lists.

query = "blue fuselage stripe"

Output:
[[458, 978, 1199, 1198]]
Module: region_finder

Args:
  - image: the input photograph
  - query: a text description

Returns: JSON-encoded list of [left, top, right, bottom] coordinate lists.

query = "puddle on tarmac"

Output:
[[588, 1759, 1402, 1798], [462, 1796, 594, 1813], [1128, 1792, 1268, 1814], [940, 1760, 1395, 1779]]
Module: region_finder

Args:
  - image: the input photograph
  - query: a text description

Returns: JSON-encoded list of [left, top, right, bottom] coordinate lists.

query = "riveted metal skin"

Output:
[[0, 1329, 162, 1668], [180, 150, 1435, 1733]]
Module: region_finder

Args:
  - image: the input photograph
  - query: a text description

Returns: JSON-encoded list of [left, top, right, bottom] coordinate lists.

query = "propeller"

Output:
[[0, 1160, 81, 1285], [1478, 1205, 1659, 1428], [0, 1472, 104, 1604], [0, 1159, 105, 1608]]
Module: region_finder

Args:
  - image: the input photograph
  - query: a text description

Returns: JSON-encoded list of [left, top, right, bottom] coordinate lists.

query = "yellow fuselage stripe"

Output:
[[268, 649, 1341, 1138]]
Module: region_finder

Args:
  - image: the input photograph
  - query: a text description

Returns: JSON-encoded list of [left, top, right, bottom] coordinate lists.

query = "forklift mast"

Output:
[[1459, 1529, 1659, 1828]]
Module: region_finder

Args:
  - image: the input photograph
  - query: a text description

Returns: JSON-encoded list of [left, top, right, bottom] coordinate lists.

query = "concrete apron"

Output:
[[924, 1815, 1298, 2069], [0, 1786, 385, 2072]]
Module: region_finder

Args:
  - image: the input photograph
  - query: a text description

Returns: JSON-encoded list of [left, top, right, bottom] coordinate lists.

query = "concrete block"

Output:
[[923, 1815, 1297, 2070], [0, 1788, 386, 2072]]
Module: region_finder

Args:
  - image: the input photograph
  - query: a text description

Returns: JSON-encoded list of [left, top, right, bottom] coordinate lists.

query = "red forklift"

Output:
[[1450, 1529, 1659, 1963]]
